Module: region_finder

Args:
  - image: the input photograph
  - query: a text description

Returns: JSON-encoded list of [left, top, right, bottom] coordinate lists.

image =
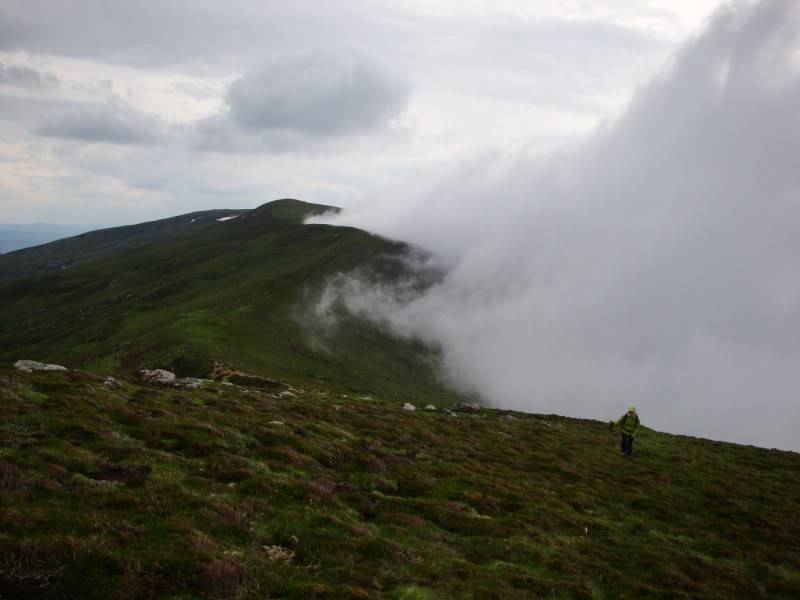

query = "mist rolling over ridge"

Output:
[[311, 0, 800, 452]]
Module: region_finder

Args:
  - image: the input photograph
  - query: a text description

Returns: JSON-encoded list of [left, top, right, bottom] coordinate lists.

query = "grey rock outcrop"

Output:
[[14, 360, 67, 373], [140, 369, 176, 386]]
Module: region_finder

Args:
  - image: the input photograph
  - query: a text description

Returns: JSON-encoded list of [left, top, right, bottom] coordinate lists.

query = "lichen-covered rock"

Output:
[[103, 376, 122, 388], [403, 402, 416, 412], [425, 404, 437, 411], [14, 360, 67, 373], [140, 369, 176, 386]]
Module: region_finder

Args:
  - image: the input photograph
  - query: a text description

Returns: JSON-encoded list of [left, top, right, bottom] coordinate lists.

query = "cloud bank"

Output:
[[314, 0, 800, 451]]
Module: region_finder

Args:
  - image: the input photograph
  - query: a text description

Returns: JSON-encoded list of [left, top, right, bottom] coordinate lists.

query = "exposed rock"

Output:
[[176, 377, 212, 389], [211, 362, 286, 390], [402, 403, 416, 412], [269, 420, 285, 426], [424, 404, 437, 411], [279, 390, 296, 398], [14, 360, 67, 373], [262, 545, 295, 563], [140, 369, 176, 386], [452, 402, 481, 413], [103, 376, 121, 388]]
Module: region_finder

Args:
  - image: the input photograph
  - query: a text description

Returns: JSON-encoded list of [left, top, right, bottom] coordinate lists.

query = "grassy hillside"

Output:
[[0, 199, 460, 405], [1, 366, 799, 599], [0, 208, 246, 281]]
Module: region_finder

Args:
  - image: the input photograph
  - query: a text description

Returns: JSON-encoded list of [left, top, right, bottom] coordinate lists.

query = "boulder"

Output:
[[402, 402, 416, 412], [14, 360, 67, 373], [424, 404, 437, 411], [140, 369, 176, 386]]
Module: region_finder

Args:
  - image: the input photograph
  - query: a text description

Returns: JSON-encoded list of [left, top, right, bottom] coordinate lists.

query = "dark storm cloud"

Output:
[[38, 97, 165, 145], [316, 0, 800, 451], [0, 62, 58, 89]]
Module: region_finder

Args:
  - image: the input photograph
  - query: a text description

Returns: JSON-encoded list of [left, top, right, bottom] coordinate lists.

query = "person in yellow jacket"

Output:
[[614, 406, 640, 456]]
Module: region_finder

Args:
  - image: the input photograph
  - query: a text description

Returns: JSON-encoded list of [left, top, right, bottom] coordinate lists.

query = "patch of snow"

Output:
[[217, 215, 239, 222]]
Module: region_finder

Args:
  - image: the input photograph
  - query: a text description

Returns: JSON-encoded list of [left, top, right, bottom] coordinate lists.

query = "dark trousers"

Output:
[[620, 433, 634, 455]]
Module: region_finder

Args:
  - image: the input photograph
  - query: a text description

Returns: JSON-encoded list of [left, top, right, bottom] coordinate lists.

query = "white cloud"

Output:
[[187, 49, 410, 154], [315, 0, 800, 451], [226, 50, 409, 135]]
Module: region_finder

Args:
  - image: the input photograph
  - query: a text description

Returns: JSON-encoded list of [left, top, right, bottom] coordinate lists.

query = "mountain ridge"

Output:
[[0, 198, 458, 405]]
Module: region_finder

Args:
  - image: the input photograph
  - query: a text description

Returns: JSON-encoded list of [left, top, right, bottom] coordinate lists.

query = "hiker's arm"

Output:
[[632, 419, 641, 437]]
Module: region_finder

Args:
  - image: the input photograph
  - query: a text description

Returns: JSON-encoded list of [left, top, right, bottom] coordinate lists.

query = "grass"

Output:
[[1, 367, 799, 599], [0, 200, 462, 407]]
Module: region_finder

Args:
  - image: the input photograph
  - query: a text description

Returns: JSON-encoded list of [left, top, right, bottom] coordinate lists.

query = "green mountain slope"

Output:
[[0, 199, 459, 405], [1, 367, 799, 599], [0, 208, 246, 281]]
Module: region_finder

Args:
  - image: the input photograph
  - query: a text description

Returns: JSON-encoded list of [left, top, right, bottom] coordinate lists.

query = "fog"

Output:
[[312, 0, 800, 451]]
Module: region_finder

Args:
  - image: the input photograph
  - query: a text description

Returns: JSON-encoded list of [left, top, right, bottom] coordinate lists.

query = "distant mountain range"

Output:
[[0, 223, 96, 255]]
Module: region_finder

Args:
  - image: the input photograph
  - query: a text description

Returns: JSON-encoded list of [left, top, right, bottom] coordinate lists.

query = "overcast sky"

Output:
[[0, 0, 718, 225]]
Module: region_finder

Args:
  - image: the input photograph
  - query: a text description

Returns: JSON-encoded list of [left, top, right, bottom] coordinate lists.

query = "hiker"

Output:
[[613, 406, 640, 456]]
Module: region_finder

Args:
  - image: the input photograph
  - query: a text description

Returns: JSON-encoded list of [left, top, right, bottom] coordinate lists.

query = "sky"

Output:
[[311, 0, 800, 452], [0, 0, 717, 225]]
